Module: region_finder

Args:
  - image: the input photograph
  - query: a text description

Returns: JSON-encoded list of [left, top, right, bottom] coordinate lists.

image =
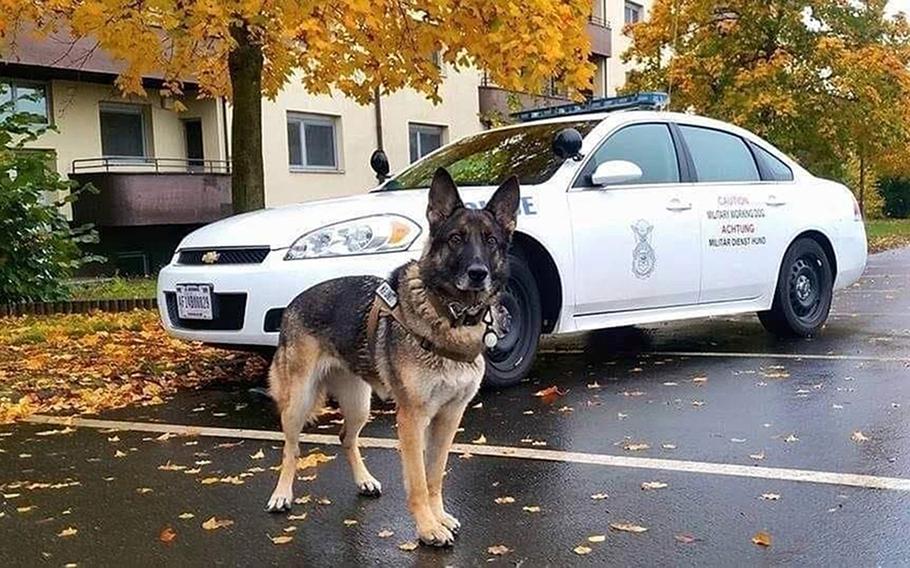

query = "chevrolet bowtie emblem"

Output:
[[201, 250, 220, 264]]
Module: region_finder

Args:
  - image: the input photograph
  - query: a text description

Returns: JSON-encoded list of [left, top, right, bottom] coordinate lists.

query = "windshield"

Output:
[[382, 120, 598, 190]]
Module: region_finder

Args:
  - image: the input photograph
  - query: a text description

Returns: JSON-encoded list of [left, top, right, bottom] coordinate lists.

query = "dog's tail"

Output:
[[268, 340, 328, 427]]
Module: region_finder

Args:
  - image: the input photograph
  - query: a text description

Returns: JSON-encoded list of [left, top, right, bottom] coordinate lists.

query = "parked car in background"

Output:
[[158, 93, 867, 386]]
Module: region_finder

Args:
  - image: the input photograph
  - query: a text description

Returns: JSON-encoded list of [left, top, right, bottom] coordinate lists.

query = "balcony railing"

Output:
[[72, 156, 231, 175], [588, 14, 609, 28]]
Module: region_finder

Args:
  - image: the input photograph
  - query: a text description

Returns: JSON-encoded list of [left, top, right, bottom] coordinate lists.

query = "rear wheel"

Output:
[[758, 238, 833, 337], [484, 255, 542, 387]]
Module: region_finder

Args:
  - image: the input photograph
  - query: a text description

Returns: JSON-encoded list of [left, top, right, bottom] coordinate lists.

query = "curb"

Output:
[[0, 298, 158, 317]]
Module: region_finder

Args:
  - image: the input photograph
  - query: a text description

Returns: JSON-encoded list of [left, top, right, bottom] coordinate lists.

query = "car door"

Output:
[[676, 124, 794, 303], [567, 122, 701, 316]]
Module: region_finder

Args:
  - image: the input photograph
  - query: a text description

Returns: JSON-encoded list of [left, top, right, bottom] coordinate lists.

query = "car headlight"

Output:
[[284, 215, 421, 260]]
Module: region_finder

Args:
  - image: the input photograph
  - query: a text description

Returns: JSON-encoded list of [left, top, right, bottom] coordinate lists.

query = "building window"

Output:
[[409, 123, 446, 163], [100, 103, 149, 159], [624, 1, 643, 24], [1, 80, 50, 124], [287, 112, 339, 170]]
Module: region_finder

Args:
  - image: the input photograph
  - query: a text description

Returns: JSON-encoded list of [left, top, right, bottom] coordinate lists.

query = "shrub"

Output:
[[879, 177, 910, 218], [0, 90, 101, 303]]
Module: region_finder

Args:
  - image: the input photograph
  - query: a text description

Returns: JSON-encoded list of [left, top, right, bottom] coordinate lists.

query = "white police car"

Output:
[[158, 93, 867, 386]]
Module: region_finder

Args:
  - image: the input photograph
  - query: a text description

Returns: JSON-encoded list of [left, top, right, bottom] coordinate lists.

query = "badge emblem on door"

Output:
[[631, 219, 655, 279]]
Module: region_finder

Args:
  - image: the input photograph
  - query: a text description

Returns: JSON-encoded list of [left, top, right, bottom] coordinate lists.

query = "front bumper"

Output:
[[157, 249, 417, 346]]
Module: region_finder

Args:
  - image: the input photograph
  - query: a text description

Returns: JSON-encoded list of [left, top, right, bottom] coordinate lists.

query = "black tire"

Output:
[[484, 254, 542, 387], [758, 237, 833, 337]]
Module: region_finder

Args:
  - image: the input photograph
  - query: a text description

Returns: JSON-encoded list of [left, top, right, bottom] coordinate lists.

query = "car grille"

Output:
[[164, 292, 247, 331], [177, 248, 270, 265], [263, 308, 285, 333]]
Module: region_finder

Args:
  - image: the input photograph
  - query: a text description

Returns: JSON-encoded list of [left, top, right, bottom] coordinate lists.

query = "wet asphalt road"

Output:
[[2, 248, 909, 567]]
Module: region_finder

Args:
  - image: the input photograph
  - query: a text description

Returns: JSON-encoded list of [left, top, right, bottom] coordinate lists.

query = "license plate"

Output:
[[175, 284, 213, 320]]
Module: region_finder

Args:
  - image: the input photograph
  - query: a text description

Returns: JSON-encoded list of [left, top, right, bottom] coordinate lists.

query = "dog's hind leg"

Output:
[[331, 373, 382, 496], [266, 338, 324, 513]]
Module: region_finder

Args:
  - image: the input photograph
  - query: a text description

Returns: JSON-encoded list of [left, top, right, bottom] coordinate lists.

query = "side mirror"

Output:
[[552, 128, 583, 161], [591, 160, 643, 186], [370, 149, 390, 182]]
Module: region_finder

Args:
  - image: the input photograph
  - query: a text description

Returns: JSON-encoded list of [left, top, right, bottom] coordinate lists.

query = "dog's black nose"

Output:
[[467, 264, 489, 284]]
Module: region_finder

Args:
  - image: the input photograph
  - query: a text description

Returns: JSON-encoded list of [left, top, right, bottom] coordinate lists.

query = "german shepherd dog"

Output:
[[266, 168, 520, 546]]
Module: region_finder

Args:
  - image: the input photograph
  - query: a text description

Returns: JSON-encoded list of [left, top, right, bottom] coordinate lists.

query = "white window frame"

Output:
[[287, 111, 341, 172], [408, 122, 447, 163], [1, 79, 52, 125], [99, 102, 151, 162], [624, 1, 643, 24]]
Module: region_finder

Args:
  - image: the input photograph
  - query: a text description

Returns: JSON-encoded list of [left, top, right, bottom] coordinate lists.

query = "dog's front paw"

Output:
[[265, 490, 293, 513], [417, 522, 455, 547], [438, 511, 460, 534], [356, 476, 382, 497]]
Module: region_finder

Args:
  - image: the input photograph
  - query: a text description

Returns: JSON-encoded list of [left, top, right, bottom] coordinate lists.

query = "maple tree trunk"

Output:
[[228, 24, 265, 213]]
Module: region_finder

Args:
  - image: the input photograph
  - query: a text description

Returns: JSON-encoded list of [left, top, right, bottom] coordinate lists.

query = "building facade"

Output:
[[2, 1, 653, 273]]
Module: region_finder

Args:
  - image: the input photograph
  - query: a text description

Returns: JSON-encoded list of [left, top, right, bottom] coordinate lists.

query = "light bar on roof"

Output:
[[512, 92, 669, 122]]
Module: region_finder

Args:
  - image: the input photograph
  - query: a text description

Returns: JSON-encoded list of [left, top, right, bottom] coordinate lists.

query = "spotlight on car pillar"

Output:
[[552, 128, 583, 161], [370, 149, 390, 182]]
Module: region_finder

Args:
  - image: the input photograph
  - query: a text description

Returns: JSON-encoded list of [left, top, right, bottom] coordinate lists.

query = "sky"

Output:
[[888, 0, 910, 15]]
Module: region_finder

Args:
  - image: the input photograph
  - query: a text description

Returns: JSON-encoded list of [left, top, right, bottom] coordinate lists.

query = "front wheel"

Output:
[[758, 238, 833, 337], [484, 255, 542, 387]]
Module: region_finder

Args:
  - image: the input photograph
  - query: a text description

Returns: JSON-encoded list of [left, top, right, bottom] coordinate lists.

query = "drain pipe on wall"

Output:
[[221, 96, 231, 171]]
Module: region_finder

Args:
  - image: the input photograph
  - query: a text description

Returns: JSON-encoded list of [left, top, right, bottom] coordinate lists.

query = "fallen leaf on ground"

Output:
[[752, 531, 772, 547], [114, 450, 127, 458], [533, 385, 566, 399], [296, 452, 335, 470], [623, 442, 650, 451], [472, 402, 483, 409], [610, 522, 648, 534], [494, 496, 515, 504], [487, 544, 511, 556], [851, 431, 870, 442], [749, 452, 765, 460], [675, 533, 699, 544], [159, 527, 177, 543], [377, 529, 394, 538], [270, 535, 293, 545], [136, 487, 153, 494], [783, 434, 799, 443], [587, 534, 606, 543], [178, 513, 194, 520], [472, 434, 487, 445], [641, 481, 668, 491], [288, 513, 307, 521], [158, 462, 185, 471], [761, 493, 780, 501], [343, 519, 358, 526], [316, 497, 331, 505], [692, 376, 708, 384], [58, 527, 78, 537], [573, 545, 593, 555], [398, 542, 418, 551], [522, 506, 541, 513], [662, 443, 677, 450], [201, 516, 234, 530], [591, 493, 609, 500], [250, 449, 265, 460]]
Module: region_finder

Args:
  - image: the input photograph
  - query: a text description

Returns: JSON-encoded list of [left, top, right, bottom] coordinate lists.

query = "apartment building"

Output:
[[1, 1, 649, 272]]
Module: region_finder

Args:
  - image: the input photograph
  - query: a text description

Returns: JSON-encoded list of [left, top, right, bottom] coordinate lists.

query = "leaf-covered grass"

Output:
[[0, 310, 267, 423], [865, 218, 910, 253], [67, 277, 158, 300]]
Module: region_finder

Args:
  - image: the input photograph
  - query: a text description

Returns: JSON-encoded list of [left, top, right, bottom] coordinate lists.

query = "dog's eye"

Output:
[[485, 235, 498, 246], [448, 234, 463, 246]]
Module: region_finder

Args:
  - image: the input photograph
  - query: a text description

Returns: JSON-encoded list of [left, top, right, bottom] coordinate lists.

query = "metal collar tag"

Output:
[[375, 281, 398, 309]]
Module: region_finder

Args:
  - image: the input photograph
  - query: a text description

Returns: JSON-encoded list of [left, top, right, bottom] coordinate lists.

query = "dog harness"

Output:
[[366, 281, 498, 363]]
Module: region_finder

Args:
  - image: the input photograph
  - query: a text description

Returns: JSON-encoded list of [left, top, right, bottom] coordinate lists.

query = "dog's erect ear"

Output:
[[427, 168, 463, 230], [485, 176, 520, 234]]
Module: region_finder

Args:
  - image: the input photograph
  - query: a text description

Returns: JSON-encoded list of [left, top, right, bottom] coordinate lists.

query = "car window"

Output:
[[679, 125, 760, 182], [383, 120, 599, 189], [576, 123, 679, 186], [751, 143, 794, 181]]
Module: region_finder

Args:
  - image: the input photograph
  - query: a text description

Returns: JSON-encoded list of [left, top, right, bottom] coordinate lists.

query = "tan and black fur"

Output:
[[266, 168, 520, 546]]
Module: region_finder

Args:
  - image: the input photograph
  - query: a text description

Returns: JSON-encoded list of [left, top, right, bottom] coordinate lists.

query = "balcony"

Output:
[[478, 76, 574, 127], [70, 157, 232, 227], [587, 15, 612, 57]]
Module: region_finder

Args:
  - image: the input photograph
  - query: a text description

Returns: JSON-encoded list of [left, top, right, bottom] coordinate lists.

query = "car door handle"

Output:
[[666, 198, 692, 211], [766, 195, 787, 206]]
